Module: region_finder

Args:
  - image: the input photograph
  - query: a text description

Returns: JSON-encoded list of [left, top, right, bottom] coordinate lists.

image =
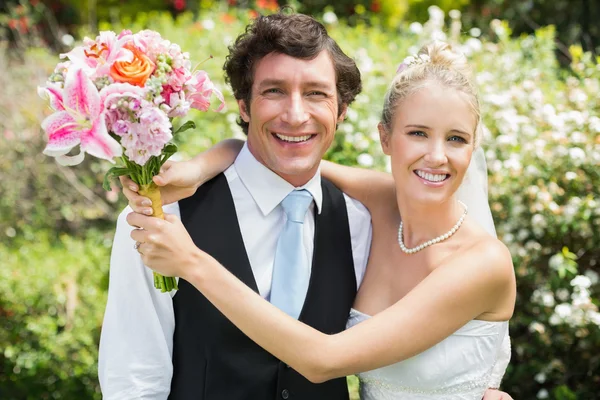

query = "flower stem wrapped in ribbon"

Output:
[[39, 29, 224, 292]]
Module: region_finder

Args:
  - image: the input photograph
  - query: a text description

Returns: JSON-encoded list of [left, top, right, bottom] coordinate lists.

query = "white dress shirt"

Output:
[[98, 144, 373, 399]]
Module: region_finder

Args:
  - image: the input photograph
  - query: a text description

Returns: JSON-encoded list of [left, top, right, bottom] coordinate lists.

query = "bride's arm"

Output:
[[182, 239, 514, 382], [320, 160, 397, 216], [132, 210, 516, 383]]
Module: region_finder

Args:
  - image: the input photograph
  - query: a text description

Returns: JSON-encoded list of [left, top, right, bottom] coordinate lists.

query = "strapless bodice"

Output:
[[346, 308, 509, 400]]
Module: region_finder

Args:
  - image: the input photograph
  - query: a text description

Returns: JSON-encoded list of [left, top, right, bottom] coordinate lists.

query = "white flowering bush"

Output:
[[1, 5, 598, 399]]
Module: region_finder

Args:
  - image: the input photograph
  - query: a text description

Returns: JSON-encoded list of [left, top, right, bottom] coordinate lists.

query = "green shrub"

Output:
[[0, 232, 111, 399]]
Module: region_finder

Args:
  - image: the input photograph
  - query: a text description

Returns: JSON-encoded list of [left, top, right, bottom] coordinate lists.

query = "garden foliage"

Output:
[[1, 5, 598, 400]]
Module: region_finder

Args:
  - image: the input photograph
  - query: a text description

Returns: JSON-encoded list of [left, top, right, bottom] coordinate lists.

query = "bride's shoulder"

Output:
[[470, 235, 511, 261], [459, 236, 515, 289]]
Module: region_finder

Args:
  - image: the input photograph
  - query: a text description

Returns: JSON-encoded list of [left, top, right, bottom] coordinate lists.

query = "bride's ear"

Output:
[[379, 122, 391, 155]]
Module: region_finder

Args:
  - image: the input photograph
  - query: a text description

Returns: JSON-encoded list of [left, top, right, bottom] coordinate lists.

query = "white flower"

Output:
[[503, 157, 521, 171], [554, 303, 572, 318], [490, 19, 506, 36], [584, 270, 599, 284], [532, 288, 555, 307], [431, 30, 447, 41], [469, 27, 481, 37], [464, 38, 482, 53], [226, 113, 238, 124], [556, 288, 570, 302], [526, 165, 539, 176], [535, 372, 547, 383], [537, 389, 549, 399], [449, 9, 461, 19], [565, 171, 577, 180], [568, 88, 588, 104], [529, 321, 546, 334], [201, 19, 215, 30], [345, 108, 358, 122], [322, 11, 338, 25], [571, 287, 591, 307], [427, 5, 445, 21], [568, 147, 586, 161], [570, 131, 586, 143], [588, 116, 600, 132], [548, 253, 564, 271], [589, 311, 600, 326], [549, 314, 562, 326], [517, 229, 529, 241], [61, 34, 75, 47], [357, 153, 374, 167], [570, 275, 592, 289], [409, 22, 423, 34]]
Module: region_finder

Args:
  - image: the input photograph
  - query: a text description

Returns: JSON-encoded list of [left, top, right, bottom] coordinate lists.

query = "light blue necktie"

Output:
[[270, 189, 313, 319]]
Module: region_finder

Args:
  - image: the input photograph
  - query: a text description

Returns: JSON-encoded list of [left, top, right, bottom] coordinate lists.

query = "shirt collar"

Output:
[[234, 143, 323, 216]]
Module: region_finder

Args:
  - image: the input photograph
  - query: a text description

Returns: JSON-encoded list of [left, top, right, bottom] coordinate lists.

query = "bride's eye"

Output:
[[448, 135, 468, 144], [408, 130, 427, 137]]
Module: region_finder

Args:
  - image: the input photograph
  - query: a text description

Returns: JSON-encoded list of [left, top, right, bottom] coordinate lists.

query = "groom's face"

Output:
[[239, 51, 346, 187]]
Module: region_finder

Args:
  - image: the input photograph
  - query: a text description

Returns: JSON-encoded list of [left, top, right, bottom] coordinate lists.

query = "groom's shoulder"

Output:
[[342, 193, 370, 221]]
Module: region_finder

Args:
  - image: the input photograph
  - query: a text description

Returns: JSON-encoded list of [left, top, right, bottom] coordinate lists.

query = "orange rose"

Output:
[[110, 44, 155, 87]]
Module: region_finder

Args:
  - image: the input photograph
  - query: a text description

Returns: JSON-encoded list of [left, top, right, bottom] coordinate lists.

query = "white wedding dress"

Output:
[[346, 308, 510, 400]]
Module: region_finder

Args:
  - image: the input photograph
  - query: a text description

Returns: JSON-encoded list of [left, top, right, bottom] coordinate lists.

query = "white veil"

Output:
[[456, 146, 497, 238]]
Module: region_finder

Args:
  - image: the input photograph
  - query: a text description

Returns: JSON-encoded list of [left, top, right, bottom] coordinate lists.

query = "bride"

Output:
[[125, 41, 516, 399]]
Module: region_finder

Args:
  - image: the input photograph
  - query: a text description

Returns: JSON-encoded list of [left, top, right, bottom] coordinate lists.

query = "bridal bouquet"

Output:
[[39, 29, 224, 292]]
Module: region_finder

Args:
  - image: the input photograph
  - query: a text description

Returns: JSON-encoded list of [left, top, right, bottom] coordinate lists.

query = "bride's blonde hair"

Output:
[[381, 41, 482, 147]]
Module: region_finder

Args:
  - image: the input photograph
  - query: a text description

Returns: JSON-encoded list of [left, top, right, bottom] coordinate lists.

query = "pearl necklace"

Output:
[[397, 201, 468, 254]]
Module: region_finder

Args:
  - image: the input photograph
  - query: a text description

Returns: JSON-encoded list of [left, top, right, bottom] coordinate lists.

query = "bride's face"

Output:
[[380, 83, 476, 207]]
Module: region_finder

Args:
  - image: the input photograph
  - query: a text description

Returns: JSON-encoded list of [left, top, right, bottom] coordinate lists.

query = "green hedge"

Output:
[[1, 6, 598, 399], [0, 232, 111, 399]]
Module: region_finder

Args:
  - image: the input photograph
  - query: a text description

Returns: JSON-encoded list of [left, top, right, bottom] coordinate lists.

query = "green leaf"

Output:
[[160, 142, 178, 166], [173, 121, 196, 135], [102, 167, 132, 191]]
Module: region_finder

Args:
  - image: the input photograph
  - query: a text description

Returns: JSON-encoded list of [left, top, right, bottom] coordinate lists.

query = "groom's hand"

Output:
[[482, 389, 513, 400], [119, 159, 203, 214], [127, 212, 201, 279]]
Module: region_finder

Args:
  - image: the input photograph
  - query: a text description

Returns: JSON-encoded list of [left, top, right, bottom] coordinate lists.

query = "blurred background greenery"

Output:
[[1, 1, 598, 399]]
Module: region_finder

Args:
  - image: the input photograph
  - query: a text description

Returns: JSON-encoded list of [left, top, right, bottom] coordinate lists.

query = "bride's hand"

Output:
[[128, 211, 208, 279], [120, 159, 203, 215]]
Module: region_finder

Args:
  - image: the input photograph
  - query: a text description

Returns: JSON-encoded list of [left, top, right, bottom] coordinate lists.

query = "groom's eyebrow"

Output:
[[257, 79, 335, 90], [257, 79, 286, 89]]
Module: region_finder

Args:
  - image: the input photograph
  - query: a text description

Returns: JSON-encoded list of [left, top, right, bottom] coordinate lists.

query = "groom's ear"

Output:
[[337, 104, 348, 123], [238, 99, 250, 122]]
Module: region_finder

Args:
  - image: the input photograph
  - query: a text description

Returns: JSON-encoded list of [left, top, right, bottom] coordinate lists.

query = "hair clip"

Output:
[[396, 54, 431, 74]]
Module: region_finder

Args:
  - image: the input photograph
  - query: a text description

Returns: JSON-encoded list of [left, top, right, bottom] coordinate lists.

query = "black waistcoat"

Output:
[[169, 173, 357, 400]]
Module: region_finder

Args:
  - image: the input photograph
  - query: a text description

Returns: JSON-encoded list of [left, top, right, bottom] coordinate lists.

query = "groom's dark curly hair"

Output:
[[224, 11, 362, 135]]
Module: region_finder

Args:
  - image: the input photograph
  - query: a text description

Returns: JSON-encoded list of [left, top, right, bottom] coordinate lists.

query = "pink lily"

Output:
[[41, 68, 122, 165], [38, 83, 65, 111], [188, 70, 225, 112]]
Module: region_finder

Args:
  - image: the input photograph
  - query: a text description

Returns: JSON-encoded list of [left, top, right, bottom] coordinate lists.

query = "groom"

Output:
[[99, 12, 511, 400], [100, 12, 370, 400]]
